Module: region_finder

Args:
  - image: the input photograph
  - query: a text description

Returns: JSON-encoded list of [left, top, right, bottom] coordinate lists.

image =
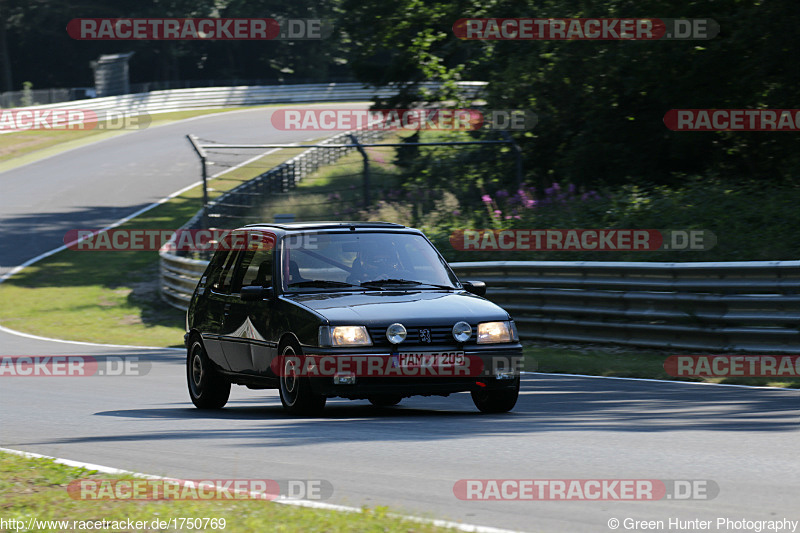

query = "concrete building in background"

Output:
[[92, 52, 134, 97]]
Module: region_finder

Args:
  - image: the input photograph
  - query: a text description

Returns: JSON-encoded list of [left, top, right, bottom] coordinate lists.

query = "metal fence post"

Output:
[[186, 134, 209, 229], [500, 131, 523, 187], [348, 134, 370, 209]]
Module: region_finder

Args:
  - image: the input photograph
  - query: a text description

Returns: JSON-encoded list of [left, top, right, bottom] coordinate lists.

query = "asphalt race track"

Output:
[[1, 106, 799, 532]]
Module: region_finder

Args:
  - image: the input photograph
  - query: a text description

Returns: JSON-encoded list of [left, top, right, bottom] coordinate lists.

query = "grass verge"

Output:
[[0, 451, 460, 533]]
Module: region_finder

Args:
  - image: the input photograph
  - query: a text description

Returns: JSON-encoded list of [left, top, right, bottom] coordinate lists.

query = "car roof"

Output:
[[240, 221, 411, 232]]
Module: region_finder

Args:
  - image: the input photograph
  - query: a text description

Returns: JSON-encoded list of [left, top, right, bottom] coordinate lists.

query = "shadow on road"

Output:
[[15, 375, 799, 449]]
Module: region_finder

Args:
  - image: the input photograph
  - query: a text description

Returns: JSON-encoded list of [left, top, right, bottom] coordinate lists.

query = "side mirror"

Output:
[[240, 285, 274, 301], [461, 280, 487, 297]]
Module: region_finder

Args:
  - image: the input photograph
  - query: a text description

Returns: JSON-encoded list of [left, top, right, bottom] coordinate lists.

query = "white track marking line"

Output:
[[0, 447, 522, 533], [0, 142, 279, 348], [0, 324, 184, 350], [0, 147, 276, 284]]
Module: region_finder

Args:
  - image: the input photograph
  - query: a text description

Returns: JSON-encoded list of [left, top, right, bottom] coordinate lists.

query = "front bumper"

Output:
[[297, 344, 523, 399], [310, 375, 519, 399]]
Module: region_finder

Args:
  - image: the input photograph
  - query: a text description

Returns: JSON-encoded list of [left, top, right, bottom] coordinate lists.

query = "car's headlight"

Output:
[[477, 321, 517, 344], [319, 326, 372, 347]]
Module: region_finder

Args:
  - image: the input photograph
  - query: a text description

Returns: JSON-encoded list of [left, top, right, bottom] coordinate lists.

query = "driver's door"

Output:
[[220, 232, 276, 374]]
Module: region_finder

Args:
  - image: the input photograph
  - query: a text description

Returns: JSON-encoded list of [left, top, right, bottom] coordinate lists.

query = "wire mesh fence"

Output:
[[243, 140, 519, 224], [180, 127, 389, 253], [0, 87, 88, 108], [184, 130, 519, 234]]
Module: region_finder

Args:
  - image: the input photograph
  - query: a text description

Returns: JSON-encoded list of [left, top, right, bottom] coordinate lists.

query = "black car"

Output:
[[185, 222, 523, 415]]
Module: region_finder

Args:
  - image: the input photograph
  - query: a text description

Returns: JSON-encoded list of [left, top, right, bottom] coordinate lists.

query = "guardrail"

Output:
[[451, 261, 800, 353], [160, 253, 210, 309], [16, 82, 486, 115], [158, 254, 800, 353]]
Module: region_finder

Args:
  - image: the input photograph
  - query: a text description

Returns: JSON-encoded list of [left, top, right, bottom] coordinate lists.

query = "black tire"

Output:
[[278, 341, 327, 416], [368, 395, 403, 407], [471, 376, 520, 413], [187, 338, 230, 409]]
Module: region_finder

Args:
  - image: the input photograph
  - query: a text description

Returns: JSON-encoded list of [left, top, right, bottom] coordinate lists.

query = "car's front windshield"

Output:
[[281, 231, 459, 292]]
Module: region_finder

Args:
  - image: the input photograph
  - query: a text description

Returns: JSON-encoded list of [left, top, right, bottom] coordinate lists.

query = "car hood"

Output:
[[283, 290, 510, 325]]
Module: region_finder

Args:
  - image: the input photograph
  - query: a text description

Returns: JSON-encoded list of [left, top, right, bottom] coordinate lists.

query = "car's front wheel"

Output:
[[187, 338, 230, 409], [278, 341, 327, 416], [471, 377, 520, 413]]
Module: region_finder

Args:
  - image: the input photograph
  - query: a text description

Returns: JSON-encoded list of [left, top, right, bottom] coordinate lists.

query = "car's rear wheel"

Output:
[[471, 376, 520, 413], [187, 338, 230, 409], [368, 395, 403, 407], [278, 341, 326, 416]]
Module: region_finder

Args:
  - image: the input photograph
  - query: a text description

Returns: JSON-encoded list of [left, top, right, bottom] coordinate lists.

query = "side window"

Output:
[[234, 234, 275, 292], [203, 250, 229, 289], [214, 250, 240, 293]]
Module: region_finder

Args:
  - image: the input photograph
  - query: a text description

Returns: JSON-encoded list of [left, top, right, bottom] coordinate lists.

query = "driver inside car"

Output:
[[347, 245, 410, 284]]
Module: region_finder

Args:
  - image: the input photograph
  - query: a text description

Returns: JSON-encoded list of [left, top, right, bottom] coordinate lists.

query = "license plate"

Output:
[[398, 351, 465, 367]]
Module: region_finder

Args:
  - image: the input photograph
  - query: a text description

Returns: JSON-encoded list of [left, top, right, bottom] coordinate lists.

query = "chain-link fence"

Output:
[[0, 88, 91, 108], [181, 127, 389, 250], [183, 130, 519, 242]]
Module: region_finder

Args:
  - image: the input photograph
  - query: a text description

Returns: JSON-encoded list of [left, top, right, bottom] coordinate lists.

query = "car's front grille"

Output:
[[367, 325, 477, 347]]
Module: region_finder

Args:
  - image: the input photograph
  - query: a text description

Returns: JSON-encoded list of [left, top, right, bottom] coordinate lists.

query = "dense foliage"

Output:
[[339, 0, 800, 186]]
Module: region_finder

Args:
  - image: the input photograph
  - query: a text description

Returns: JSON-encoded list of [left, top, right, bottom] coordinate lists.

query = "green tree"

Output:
[[340, 0, 800, 187]]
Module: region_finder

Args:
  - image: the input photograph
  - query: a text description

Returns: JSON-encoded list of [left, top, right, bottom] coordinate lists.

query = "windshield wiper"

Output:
[[360, 279, 454, 290], [288, 280, 360, 288]]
